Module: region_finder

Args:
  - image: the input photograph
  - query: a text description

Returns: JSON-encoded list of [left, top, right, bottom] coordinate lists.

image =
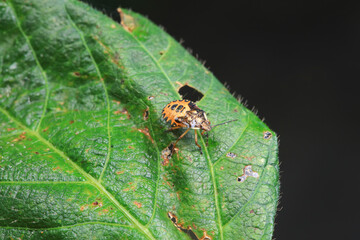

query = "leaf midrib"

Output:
[[0, 107, 156, 240], [0, 222, 134, 231], [118, 12, 226, 239]]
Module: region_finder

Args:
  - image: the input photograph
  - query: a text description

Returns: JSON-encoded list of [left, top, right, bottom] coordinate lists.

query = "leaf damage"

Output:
[[237, 165, 259, 183], [167, 212, 211, 240], [117, 8, 136, 32], [137, 127, 154, 143]]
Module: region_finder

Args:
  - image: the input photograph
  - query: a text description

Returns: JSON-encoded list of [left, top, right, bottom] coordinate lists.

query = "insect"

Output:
[[162, 99, 237, 154]]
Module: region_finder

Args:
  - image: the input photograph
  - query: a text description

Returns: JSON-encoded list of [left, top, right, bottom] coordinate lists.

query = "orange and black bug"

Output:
[[162, 99, 237, 154]]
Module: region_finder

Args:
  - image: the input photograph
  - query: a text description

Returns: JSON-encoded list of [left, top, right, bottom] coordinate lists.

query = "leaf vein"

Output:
[[0, 181, 87, 185], [222, 138, 275, 228], [0, 106, 155, 240], [213, 113, 250, 166], [120, 25, 180, 99], [199, 130, 224, 240], [64, 9, 112, 183], [7, 1, 50, 132]]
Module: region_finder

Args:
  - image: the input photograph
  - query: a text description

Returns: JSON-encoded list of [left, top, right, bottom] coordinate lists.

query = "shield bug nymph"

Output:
[[162, 99, 237, 154]]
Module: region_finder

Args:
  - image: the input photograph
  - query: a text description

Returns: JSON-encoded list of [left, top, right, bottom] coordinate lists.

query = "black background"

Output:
[[82, 0, 359, 239]]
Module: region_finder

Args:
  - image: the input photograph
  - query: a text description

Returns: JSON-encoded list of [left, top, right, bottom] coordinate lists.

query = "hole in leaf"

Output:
[[263, 131, 272, 139], [143, 107, 149, 121], [178, 85, 204, 102]]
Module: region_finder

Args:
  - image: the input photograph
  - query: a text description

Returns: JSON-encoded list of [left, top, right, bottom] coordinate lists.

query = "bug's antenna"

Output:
[[212, 119, 238, 128]]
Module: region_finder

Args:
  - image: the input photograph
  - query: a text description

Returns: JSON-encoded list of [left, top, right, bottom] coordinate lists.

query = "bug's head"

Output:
[[200, 120, 212, 131], [200, 112, 212, 131]]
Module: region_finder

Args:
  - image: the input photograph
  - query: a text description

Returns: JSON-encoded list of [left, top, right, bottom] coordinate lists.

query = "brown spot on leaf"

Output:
[[112, 100, 121, 105], [42, 127, 49, 132], [134, 201, 142, 208], [73, 72, 81, 77], [128, 145, 134, 149], [117, 8, 136, 32], [121, 108, 131, 119], [200, 232, 212, 240], [250, 209, 255, 214], [110, 24, 116, 29], [167, 212, 203, 239], [116, 170, 124, 175], [115, 108, 131, 119], [92, 36, 123, 68], [138, 127, 154, 143], [35, 152, 39, 155], [69, 120, 74, 124], [7, 128, 16, 131], [52, 166, 60, 171], [91, 201, 102, 207], [11, 132, 27, 142], [241, 155, 255, 161], [176, 191, 181, 201]]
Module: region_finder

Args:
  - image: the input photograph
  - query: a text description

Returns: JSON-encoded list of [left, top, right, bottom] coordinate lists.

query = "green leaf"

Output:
[[0, 0, 279, 239]]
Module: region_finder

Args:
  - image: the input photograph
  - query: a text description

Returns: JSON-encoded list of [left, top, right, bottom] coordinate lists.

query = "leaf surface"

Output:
[[0, 0, 279, 239]]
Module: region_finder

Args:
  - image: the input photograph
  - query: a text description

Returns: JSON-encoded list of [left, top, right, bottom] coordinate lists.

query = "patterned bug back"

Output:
[[162, 99, 196, 127]]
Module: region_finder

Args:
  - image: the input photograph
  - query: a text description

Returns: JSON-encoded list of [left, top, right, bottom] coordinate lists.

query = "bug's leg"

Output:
[[172, 128, 191, 152], [201, 130, 209, 147], [166, 126, 182, 132], [195, 130, 203, 154], [166, 118, 185, 132]]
